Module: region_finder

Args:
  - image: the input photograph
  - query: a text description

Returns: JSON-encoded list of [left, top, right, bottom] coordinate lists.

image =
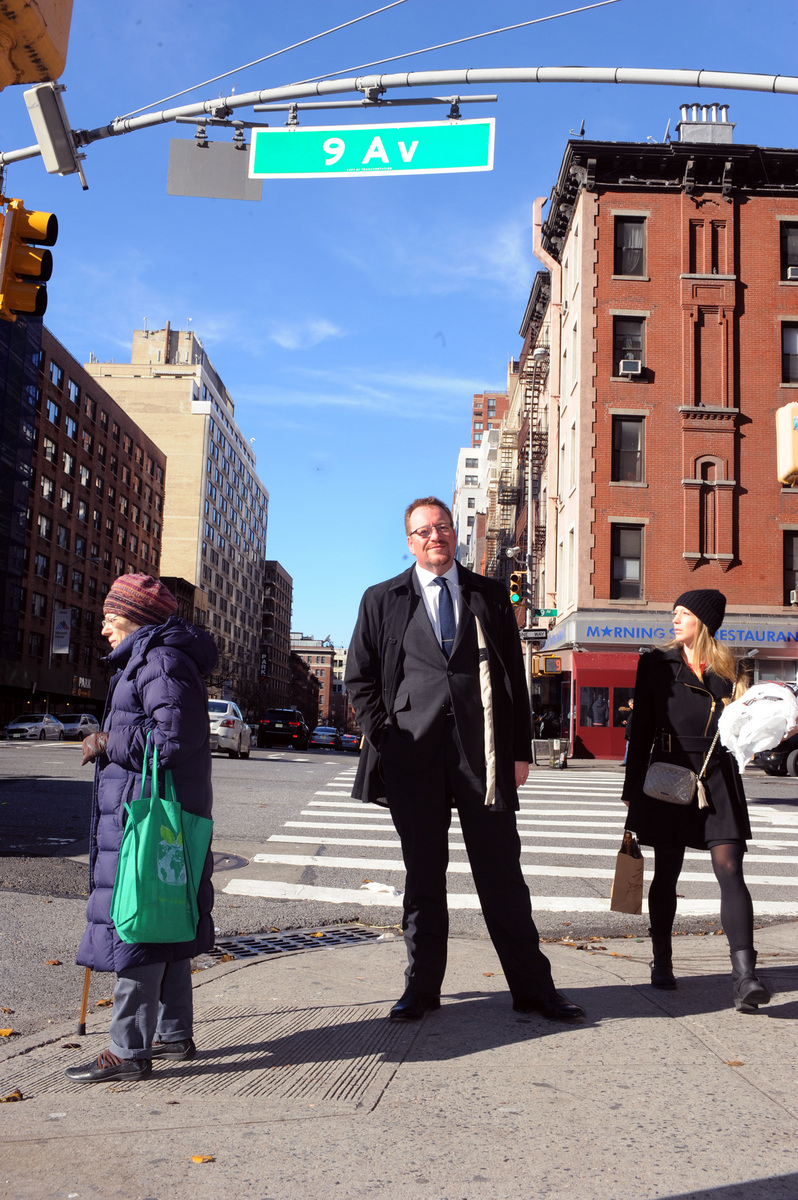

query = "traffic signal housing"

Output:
[[0, 199, 58, 321], [509, 571, 524, 606]]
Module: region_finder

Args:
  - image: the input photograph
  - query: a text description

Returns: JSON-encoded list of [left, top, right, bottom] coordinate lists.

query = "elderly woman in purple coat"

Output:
[[66, 574, 218, 1084]]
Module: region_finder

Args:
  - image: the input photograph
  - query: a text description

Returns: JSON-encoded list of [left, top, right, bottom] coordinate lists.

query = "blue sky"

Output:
[[2, 0, 798, 642]]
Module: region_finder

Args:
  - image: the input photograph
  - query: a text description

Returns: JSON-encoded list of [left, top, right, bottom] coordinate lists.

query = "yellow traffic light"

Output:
[[509, 571, 523, 606], [0, 199, 58, 321], [0, 0, 74, 89]]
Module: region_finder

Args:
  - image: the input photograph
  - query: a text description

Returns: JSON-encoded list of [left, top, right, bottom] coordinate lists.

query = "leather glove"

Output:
[[81, 731, 108, 766]]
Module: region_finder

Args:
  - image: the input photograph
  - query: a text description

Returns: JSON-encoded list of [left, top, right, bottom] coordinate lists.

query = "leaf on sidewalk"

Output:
[[95, 998, 113, 1007], [46, 959, 62, 966], [191, 1155, 215, 1164], [215, 954, 234, 964], [0, 1029, 15, 1037], [62, 1042, 80, 1049], [726, 1060, 745, 1067], [0, 1006, 13, 1014], [0, 1088, 23, 1102], [483, 972, 494, 977]]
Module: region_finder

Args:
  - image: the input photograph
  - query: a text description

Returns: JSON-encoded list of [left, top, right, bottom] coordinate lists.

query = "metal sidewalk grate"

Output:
[[207, 924, 386, 962]]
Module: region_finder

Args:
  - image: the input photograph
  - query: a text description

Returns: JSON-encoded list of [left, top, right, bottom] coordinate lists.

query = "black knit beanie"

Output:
[[673, 589, 726, 636]]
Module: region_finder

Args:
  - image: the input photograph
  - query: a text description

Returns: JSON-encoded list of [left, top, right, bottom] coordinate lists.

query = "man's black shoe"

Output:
[[151, 1037, 196, 1060], [65, 1049, 152, 1083], [389, 992, 441, 1021], [512, 992, 586, 1021]]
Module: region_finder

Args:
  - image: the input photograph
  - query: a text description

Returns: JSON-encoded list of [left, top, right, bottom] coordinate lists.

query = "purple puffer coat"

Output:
[[76, 616, 219, 973]]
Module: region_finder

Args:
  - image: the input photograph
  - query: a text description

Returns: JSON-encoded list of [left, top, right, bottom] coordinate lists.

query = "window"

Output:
[[31, 592, 47, 618], [62, 450, 76, 476], [611, 417, 644, 482], [467, 497, 476, 509], [56, 524, 69, 549], [99, 409, 109, 432], [28, 632, 44, 659], [614, 217, 646, 276], [46, 398, 61, 427], [64, 415, 78, 440], [782, 323, 798, 383], [75, 536, 86, 558], [781, 223, 798, 281], [111, 421, 120, 444], [79, 465, 91, 488], [59, 487, 73, 513], [49, 361, 64, 389], [37, 514, 52, 540], [54, 561, 67, 586], [42, 436, 57, 463], [41, 475, 55, 501], [33, 552, 49, 578], [464, 475, 478, 486], [82, 431, 94, 455], [580, 686, 610, 728], [474, 422, 483, 430], [613, 317, 645, 375], [784, 532, 798, 604], [610, 524, 642, 600], [465, 458, 478, 468], [84, 395, 96, 421]]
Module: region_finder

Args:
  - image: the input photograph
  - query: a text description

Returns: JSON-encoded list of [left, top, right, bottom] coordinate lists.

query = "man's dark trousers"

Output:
[[382, 601, 556, 1002]]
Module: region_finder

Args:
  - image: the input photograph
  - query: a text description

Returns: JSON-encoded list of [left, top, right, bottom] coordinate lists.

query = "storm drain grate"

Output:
[[208, 924, 386, 961]]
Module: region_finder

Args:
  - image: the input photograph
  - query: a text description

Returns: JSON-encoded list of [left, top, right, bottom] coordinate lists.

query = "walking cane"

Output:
[[77, 967, 91, 1036]]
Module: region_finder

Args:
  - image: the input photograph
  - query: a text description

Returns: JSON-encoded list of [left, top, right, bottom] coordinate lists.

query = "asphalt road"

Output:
[[1, 739, 797, 1038]]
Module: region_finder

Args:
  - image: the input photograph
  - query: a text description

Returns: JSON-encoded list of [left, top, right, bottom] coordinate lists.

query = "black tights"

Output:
[[648, 843, 754, 953]]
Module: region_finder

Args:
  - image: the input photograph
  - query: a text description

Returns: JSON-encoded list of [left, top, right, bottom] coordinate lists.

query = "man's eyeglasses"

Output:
[[409, 522, 454, 539]]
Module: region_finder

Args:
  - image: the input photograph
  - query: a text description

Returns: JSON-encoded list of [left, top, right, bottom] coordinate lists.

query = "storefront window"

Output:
[[580, 686, 610, 727], [613, 687, 635, 728]]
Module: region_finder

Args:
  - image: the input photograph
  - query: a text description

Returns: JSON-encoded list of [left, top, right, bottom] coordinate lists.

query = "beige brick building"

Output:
[[86, 324, 269, 706]]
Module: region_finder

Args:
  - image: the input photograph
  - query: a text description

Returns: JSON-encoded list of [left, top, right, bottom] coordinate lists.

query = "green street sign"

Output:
[[249, 119, 495, 180], [535, 609, 557, 617]]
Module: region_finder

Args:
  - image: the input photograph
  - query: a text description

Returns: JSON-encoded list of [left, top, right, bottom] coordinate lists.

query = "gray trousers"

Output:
[[109, 959, 193, 1061]]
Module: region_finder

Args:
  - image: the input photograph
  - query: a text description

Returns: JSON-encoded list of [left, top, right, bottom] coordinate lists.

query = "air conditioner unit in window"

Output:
[[619, 359, 643, 376], [791, 590, 798, 605], [787, 267, 798, 281]]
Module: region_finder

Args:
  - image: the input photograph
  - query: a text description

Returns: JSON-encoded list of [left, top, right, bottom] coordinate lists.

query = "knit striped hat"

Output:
[[103, 574, 177, 627]]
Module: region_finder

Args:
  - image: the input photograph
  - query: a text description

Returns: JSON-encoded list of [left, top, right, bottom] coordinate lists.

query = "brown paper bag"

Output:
[[610, 831, 644, 914]]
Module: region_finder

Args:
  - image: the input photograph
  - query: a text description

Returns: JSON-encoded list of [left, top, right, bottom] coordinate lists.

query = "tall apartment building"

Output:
[[85, 324, 269, 707], [290, 633, 335, 725], [0, 323, 167, 721], [524, 104, 798, 757], [471, 390, 509, 447], [452, 429, 501, 571], [260, 560, 293, 708]]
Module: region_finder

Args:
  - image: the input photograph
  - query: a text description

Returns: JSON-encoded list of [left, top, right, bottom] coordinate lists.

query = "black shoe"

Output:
[[731, 948, 771, 1013], [512, 992, 586, 1021], [650, 960, 677, 989], [65, 1049, 152, 1084], [151, 1037, 196, 1060], [389, 992, 441, 1021]]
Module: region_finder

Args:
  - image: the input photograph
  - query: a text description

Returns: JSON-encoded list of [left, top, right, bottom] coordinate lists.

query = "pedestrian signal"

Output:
[[542, 656, 562, 674], [0, 198, 58, 321], [509, 571, 523, 606]]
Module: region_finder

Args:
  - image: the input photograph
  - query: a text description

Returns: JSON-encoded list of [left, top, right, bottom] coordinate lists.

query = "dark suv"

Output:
[[257, 708, 309, 750]]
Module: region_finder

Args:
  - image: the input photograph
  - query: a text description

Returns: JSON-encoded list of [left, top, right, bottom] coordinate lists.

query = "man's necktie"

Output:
[[434, 577, 456, 658]]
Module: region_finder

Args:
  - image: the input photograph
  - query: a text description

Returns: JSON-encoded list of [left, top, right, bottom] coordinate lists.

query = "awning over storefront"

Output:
[[543, 610, 798, 658]]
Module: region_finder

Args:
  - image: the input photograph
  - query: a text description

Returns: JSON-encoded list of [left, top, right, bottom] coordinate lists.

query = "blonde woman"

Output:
[[622, 589, 769, 1012]]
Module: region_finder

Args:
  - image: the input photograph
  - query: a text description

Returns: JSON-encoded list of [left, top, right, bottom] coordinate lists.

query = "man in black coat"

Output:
[[345, 496, 585, 1022]]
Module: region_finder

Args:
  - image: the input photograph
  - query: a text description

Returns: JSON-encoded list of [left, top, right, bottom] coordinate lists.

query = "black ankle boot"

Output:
[[730, 948, 770, 1013], [649, 927, 676, 989]]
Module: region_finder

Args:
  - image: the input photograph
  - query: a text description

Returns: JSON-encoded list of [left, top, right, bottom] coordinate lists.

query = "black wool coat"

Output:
[[622, 647, 751, 850], [345, 563, 532, 812]]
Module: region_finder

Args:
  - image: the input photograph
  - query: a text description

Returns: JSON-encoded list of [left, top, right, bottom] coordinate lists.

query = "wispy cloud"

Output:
[[336, 209, 535, 298], [268, 317, 345, 350]]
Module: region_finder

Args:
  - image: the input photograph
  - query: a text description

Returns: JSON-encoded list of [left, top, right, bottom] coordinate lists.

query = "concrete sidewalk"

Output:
[[2, 922, 797, 1200]]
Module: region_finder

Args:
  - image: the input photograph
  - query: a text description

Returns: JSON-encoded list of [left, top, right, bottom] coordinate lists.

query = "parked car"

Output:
[[207, 700, 251, 759], [60, 712, 100, 740], [340, 732, 361, 753], [309, 725, 342, 751], [257, 708, 309, 750], [753, 730, 798, 776], [5, 713, 65, 741]]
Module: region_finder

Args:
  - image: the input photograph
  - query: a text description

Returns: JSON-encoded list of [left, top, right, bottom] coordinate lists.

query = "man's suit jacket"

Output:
[[345, 563, 532, 812]]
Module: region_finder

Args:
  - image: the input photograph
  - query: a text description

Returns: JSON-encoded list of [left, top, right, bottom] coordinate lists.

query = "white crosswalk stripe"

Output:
[[223, 767, 798, 916]]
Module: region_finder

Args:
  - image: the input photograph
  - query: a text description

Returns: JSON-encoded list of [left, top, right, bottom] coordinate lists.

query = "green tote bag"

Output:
[[110, 732, 213, 944]]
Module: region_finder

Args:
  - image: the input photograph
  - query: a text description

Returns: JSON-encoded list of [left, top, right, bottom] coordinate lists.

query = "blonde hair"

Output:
[[668, 617, 738, 689]]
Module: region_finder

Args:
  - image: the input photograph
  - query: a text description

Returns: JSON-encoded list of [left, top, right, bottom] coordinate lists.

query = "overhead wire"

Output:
[[290, 1, 623, 86], [116, 0, 409, 120]]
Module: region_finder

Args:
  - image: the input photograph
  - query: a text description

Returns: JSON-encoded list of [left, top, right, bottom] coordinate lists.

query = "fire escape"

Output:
[[522, 347, 550, 604]]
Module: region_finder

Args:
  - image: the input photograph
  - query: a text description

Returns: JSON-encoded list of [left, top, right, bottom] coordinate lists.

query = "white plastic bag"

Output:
[[718, 682, 798, 772]]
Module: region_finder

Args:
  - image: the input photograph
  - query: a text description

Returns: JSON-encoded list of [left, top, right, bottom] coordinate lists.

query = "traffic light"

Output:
[[509, 571, 524, 606], [0, 198, 58, 321]]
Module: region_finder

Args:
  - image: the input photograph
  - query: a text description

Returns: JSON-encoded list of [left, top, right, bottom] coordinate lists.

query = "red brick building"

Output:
[[529, 105, 798, 756], [0, 326, 168, 722], [471, 391, 509, 448]]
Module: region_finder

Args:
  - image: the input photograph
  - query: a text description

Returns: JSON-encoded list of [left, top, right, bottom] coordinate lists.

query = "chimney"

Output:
[[676, 102, 735, 144]]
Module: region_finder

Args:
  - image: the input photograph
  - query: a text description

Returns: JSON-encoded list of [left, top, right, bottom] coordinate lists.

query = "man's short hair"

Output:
[[404, 496, 454, 534]]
